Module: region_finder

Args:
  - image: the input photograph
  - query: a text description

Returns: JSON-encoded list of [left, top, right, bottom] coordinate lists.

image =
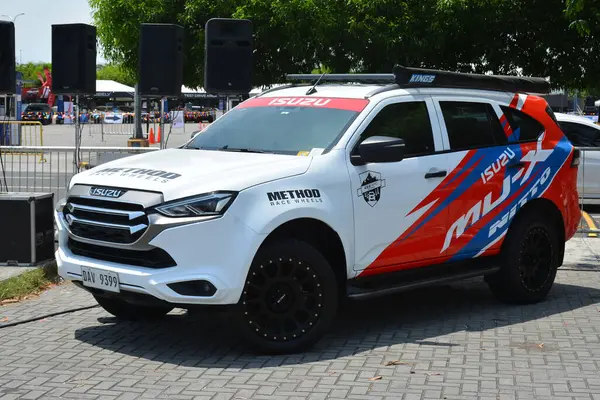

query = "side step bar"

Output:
[[347, 265, 500, 300]]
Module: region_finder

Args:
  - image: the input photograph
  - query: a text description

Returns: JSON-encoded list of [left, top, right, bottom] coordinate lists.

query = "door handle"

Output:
[[425, 169, 447, 179], [508, 161, 525, 169]]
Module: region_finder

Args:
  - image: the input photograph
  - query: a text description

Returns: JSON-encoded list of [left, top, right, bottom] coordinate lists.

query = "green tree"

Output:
[[16, 63, 52, 86], [96, 63, 136, 86], [89, 0, 600, 90]]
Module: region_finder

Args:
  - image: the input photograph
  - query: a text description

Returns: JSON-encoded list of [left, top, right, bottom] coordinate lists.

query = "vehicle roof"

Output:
[[555, 112, 600, 128], [257, 84, 524, 104]]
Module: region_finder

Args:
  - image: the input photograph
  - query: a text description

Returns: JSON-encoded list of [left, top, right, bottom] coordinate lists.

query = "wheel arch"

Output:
[[504, 197, 566, 265], [256, 217, 349, 297]]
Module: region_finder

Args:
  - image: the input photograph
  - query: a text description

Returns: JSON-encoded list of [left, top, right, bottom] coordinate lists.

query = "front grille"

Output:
[[63, 196, 149, 244], [68, 238, 176, 268]]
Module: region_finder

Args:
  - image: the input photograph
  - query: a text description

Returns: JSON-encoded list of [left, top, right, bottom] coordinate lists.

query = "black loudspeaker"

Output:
[[51, 23, 97, 95], [0, 21, 16, 95], [0, 193, 55, 266], [139, 23, 184, 97], [204, 18, 253, 94]]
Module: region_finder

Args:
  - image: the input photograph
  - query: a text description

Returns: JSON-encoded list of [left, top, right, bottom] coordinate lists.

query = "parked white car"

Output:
[[555, 113, 600, 205]]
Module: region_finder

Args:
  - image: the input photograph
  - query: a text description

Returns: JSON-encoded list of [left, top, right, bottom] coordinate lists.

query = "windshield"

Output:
[[25, 104, 50, 112], [185, 96, 369, 155]]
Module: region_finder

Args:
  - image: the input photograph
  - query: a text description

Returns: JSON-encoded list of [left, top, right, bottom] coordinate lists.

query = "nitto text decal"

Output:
[[90, 167, 182, 183], [267, 189, 323, 206], [442, 137, 553, 252]]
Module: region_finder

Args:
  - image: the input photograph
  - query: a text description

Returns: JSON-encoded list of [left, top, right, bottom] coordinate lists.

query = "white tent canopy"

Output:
[[96, 80, 135, 94], [181, 84, 288, 96]]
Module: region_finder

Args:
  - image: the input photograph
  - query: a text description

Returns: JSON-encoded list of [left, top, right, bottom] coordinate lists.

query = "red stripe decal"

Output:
[[237, 97, 370, 112]]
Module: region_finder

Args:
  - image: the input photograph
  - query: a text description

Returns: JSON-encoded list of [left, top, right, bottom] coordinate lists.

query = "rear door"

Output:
[[431, 97, 514, 260]]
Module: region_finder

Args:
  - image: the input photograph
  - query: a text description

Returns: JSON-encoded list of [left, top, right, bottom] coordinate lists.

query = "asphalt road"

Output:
[[580, 206, 600, 237], [40, 121, 202, 148]]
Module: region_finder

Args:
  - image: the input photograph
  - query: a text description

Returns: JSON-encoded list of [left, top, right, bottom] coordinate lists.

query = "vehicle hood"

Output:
[[69, 148, 313, 201]]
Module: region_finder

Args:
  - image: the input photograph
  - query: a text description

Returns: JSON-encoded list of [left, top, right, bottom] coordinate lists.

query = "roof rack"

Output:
[[283, 66, 551, 95], [392, 65, 551, 94], [286, 73, 395, 85]]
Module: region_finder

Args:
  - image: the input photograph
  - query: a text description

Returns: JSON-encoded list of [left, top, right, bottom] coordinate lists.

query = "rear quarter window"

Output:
[[500, 106, 545, 142]]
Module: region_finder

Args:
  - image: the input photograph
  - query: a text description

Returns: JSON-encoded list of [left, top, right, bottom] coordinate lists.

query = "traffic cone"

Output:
[[156, 126, 161, 143], [149, 127, 155, 144]]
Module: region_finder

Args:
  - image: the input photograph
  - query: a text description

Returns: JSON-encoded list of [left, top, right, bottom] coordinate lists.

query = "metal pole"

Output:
[[160, 97, 165, 149], [74, 95, 80, 170], [134, 83, 142, 139]]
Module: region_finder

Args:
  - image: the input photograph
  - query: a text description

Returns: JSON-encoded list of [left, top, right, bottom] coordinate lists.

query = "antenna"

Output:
[[305, 72, 326, 95]]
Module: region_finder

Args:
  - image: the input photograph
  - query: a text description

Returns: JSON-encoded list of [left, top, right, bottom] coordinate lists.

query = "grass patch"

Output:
[[0, 262, 61, 303]]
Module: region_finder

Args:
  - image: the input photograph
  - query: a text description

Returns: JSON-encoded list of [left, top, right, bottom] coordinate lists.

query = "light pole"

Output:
[[0, 13, 25, 64], [0, 12, 25, 23]]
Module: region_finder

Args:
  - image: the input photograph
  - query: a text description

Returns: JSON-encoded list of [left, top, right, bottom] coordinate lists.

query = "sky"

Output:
[[1, 0, 106, 64]]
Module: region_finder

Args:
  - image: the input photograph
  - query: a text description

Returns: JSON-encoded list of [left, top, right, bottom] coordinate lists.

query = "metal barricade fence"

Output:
[[578, 146, 600, 236], [86, 119, 160, 141], [0, 146, 159, 202], [0, 121, 45, 162]]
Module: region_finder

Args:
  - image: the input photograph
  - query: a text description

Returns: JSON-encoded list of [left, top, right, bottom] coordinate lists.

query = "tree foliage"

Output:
[[16, 63, 52, 86], [96, 63, 136, 86], [89, 0, 600, 90]]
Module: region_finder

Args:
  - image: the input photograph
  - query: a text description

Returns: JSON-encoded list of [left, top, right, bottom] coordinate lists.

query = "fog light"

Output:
[[168, 280, 217, 297]]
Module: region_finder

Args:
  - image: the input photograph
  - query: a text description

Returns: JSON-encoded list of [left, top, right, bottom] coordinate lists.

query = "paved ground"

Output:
[[0, 236, 599, 399]]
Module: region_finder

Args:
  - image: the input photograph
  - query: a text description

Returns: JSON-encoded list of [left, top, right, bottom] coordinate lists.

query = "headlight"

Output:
[[155, 192, 237, 218]]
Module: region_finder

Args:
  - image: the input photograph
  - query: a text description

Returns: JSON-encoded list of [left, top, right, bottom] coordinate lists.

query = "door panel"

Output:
[[349, 96, 451, 274]]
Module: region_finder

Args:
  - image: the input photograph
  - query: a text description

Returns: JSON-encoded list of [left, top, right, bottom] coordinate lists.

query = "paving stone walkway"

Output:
[[0, 236, 599, 400]]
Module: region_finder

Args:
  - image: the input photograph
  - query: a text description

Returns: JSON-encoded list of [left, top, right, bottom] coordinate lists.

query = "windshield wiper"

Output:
[[184, 145, 268, 153], [218, 145, 268, 154]]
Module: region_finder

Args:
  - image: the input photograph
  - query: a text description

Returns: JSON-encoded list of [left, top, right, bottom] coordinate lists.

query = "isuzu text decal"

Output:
[[237, 97, 369, 112], [90, 167, 182, 183]]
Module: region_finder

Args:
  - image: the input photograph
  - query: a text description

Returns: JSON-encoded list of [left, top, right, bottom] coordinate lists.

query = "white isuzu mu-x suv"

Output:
[[55, 66, 581, 353]]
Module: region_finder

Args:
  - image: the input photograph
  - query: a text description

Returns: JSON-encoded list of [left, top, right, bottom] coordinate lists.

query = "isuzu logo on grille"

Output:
[[89, 187, 126, 198]]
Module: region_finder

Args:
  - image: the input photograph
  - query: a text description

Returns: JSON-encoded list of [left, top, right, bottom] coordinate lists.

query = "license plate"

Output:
[[81, 266, 120, 293]]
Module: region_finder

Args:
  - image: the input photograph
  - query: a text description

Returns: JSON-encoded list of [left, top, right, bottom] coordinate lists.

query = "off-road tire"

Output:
[[486, 210, 561, 304], [94, 295, 173, 320], [234, 239, 339, 354]]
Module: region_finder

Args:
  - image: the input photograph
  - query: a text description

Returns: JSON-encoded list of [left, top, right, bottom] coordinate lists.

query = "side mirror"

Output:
[[351, 136, 405, 165]]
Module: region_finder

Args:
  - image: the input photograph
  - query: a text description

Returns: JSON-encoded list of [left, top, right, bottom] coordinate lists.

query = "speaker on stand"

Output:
[[0, 21, 16, 95], [51, 23, 97, 173], [204, 18, 253, 113], [138, 23, 184, 148]]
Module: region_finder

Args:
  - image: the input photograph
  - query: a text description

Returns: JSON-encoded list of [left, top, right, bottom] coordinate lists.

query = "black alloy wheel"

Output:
[[485, 210, 560, 304], [518, 227, 553, 291], [235, 239, 338, 354], [242, 256, 325, 341]]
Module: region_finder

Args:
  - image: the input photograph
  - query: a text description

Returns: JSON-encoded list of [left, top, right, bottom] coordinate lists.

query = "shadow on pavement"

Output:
[[73, 278, 600, 367]]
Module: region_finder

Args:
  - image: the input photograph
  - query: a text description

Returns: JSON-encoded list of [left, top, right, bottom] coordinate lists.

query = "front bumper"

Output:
[[55, 209, 266, 306]]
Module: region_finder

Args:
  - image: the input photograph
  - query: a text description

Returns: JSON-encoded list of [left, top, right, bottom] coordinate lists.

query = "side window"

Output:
[[500, 106, 545, 142], [439, 101, 507, 151], [359, 101, 435, 157], [558, 121, 600, 147]]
